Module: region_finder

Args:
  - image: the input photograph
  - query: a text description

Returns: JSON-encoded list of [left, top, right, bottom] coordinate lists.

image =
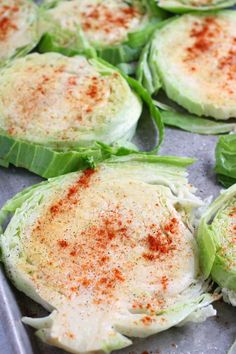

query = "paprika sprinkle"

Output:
[[185, 17, 221, 61], [49, 168, 96, 216], [0, 4, 19, 41], [81, 3, 142, 40]]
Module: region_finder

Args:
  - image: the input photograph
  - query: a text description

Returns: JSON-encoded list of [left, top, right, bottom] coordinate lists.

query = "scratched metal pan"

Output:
[[1, 121, 236, 354]]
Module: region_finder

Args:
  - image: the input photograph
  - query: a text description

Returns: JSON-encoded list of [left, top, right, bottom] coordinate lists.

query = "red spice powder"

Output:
[[58, 240, 69, 248], [50, 200, 63, 214], [2, 5, 19, 12], [33, 181, 179, 304], [81, 4, 140, 35], [147, 233, 174, 254], [70, 249, 77, 257], [141, 316, 152, 325], [218, 48, 236, 70], [85, 107, 93, 113], [66, 332, 75, 339], [79, 210, 129, 249], [69, 207, 129, 300], [49, 169, 96, 216], [35, 75, 51, 96], [16, 73, 52, 122], [0, 5, 20, 40], [0, 17, 18, 39], [185, 17, 221, 61], [232, 225, 236, 235], [32, 201, 131, 301], [229, 207, 236, 217], [147, 230, 163, 251], [68, 77, 77, 86], [218, 40, 236, 84], [113, 268, 125, 282], [98, 256, 110, 265], [81, 278, 91, 287], [164, 217, 178, 234], [86, 83, 98, 99], [70, 286, 78, 292], [54, 65, 65, 74], [142, 218, 178, 261], [161, 275, 168, 290], [142, 253, 156, 261], [185, 19, 236, 95], [68, 169, 95, 193], [132, 302, 158, 316], [97, 268, 125, 287], [7, 127, 15, 135]]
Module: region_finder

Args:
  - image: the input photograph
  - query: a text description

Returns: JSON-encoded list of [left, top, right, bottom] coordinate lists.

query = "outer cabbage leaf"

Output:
[[0, 131, 103, 178], [161, 110, 236, 135], [215, 134, 236, 187], [36, 31, 96, 58], [136, 17, 175, 95], [197, 186, 236, 354]]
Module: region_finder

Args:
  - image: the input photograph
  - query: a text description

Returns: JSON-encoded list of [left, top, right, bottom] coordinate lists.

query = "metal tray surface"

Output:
[[1, 124, 236, 354]]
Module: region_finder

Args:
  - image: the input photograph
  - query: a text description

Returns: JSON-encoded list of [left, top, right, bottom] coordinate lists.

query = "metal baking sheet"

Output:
[[1, 124, 236, 354]]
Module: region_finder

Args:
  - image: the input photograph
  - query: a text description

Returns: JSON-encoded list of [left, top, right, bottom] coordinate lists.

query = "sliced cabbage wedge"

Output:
[[198, 184, 236, 295], [138, 12, 236, 134], [0, 52, 163, 177], [215, 134, 236, 187], [38, 0, 166, 67], [157, 0, 236, 13], [0, 0, 39, 66], [0, 155, 217, 354]]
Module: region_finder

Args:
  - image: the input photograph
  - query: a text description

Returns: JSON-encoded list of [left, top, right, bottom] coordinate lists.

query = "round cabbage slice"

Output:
[[0, 155, 217, 354], [139, 12, 236, 120], [39, 0, 165, 66], [157, 0, 236, 13], [0, 0, 39, 65], [0, 52, 142, 148], [0, 52, 164, 178], [48, 0, 149, 47], [198, 184, 236, 303]]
